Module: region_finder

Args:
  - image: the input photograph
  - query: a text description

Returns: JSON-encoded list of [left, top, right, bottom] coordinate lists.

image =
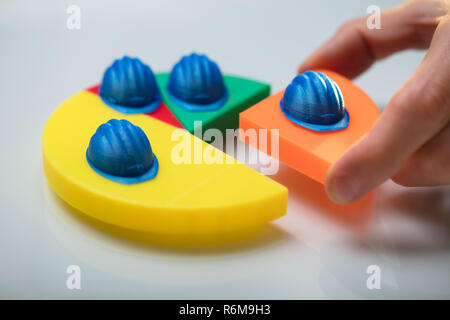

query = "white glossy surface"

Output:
[[1, 0, 449, 299]]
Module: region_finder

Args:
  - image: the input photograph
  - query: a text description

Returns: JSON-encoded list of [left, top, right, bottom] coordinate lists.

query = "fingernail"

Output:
[[328, 174, 361, 204]]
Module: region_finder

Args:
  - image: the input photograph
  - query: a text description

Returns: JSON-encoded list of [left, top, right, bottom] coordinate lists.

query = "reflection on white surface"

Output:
[[42, 178, 321, 299], [36, 156, 450, 299]]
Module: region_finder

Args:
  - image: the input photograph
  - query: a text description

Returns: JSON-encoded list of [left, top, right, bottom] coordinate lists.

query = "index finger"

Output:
[[298, 0, 444, 78]]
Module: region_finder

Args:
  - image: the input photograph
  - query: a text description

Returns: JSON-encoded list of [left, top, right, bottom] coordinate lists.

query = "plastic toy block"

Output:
[[88, 54, 269, 134], [239, 69, 380, 184], [145, 99, 184, 129], [87, 84, 183, 129], [42, 90, 287, 235], [156, 72, 270, 134]]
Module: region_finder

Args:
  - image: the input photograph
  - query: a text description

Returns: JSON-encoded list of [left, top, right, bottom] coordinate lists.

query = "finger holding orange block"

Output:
[[239, 70, 380, 185]]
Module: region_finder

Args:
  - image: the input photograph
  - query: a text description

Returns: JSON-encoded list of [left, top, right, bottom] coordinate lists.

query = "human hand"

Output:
[[299, 0, 450, 204]]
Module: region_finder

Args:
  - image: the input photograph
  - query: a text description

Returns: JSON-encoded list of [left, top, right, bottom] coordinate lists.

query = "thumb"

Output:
[[325, 17, 450, 204]]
